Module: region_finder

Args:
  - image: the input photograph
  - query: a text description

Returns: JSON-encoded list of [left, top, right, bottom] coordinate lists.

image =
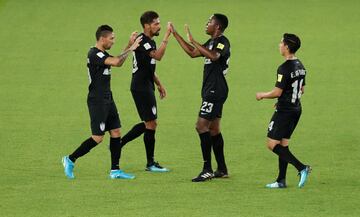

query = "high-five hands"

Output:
[[185, 24, 194, 43]]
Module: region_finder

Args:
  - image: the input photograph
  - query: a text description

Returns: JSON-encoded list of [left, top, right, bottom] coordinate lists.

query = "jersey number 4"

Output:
[[291, 79, 304, 103]]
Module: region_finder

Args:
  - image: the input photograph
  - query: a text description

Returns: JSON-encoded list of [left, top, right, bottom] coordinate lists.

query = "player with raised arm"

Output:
[[171, 14, 230, 182], [62, 25, 142, 179], [120, 11, 172, 172]]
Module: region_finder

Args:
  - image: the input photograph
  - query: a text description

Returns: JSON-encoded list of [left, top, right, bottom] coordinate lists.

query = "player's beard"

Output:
[[153, 29, 160, 36]]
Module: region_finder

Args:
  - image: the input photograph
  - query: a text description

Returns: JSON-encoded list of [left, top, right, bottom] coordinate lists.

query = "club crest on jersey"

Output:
[[152, 106, 157, 115], [100, 122, 105, 132], [277, 74, 283, 82]]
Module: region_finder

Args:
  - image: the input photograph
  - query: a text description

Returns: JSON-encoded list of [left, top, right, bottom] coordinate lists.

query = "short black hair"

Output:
[[140, 11, 159, 28], [95, 25, 113, 41], [213, 13, 228, 32], [283, 33, 301, 53]]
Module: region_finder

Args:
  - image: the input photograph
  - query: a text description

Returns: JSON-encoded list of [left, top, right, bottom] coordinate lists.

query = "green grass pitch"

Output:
[[1, 0, 360, 216]]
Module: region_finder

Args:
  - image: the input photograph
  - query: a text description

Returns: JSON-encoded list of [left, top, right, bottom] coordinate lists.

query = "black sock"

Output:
[[199, 132, 212, 172], [121, 122, 146, 147], [272, 144, 305, 172], [276, 146, 288, 182], [69, 137, 98, 162], [110, 137, 121, 170], [212, 133, 227, 172], [144, 129, 155, 165]]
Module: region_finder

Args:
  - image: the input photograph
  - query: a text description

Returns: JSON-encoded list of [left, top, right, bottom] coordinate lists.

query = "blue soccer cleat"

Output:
[[298, 165, 312, 188], [266, 180, 287, 189], [109, 170, 135, 179], [62, 156, 75, 179], [145, 162, 170, 172]]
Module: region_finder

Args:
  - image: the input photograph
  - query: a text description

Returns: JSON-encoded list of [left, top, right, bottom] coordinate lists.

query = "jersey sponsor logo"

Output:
[[96, 52, 105, 58], [277, 74, 283, 82], [100, 122, 105, 132], [144, 43, 152, 50], [151, 58, 156, 65], [217, 43, 225, 50], [103, 68, 111, 75], [152, 106, 157, 115]]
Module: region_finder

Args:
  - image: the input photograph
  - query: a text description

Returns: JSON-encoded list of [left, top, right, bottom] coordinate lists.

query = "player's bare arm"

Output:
[[149, 22, 172, 61], [153, 72, 166, 99], [105, 33, 142, 67], [171, 23, 201, 58], [185, 24, 220, 61], [256, 87, 283, 101]]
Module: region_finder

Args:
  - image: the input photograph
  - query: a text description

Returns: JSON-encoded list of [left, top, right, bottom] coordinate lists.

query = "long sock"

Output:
[[121, 122, 146, 147], [272, 144, 305, 172], [276, 146, 288, 182], [144, 129, 155, 165], [110, 137, 121, 170], [69, 137, 98, 162], [199, 132, 212, 172], [212, 133, 227, 172]]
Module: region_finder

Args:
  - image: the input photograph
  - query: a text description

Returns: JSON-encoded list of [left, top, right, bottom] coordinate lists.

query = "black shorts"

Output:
[[198, 99, 225, 121], [131, 90, 157, 122], [87, 100, 121, 136], [267, 110, 301, 140]]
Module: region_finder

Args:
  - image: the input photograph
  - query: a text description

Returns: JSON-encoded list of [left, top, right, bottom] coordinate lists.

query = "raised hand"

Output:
[[129, 35, 142, 51], [129, 31, 138, 45], [185, 24, 193, 42], [169, 22, 176, 34]]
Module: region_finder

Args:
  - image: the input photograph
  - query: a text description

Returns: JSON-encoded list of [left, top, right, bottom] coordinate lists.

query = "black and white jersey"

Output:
[[87, 47, 112, 102], [202, 35, 230, 101], [131, 33, 156, 92], [275, 59, 306, 111]]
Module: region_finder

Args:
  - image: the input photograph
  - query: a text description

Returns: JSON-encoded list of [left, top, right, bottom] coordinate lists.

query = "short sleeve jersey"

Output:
[[275, 59, 306, 111], [87, 47, 112, 102], [202, 35, 230, 101], [131, 33, 157, 92]]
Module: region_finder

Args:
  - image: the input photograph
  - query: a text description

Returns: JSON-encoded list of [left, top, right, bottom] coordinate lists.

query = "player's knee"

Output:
[[110, 128, 121, 138], [266, 141, 278, 150], [209, 126, 220, 136], [145, 120, 157, 130], [92, 135, 104, 144], [195, 122, 208, 133]]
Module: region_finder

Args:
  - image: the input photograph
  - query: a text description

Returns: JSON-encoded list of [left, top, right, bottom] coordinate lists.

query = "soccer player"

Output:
[[170, 14, 230, 182], [61, 25, 142, 179], [256, 33, 311, 188], [119, 11, 171, 172]]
